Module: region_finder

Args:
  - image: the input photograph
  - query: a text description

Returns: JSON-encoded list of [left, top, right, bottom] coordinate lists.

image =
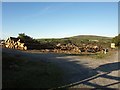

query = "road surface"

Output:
[[2, 48, 120, 89]]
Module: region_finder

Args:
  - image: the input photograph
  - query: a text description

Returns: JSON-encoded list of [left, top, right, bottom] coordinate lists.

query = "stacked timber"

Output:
[[4, 37, 105, 54], [5, 37, 27, 50], [79, 44, 102, 53], [0, 40, 5, 47], [55, 43, 80, 54], [55, 43, 102, 54]]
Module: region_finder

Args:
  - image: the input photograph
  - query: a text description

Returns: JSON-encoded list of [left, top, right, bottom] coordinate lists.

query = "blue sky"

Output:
[[2, 2, 118, 39]]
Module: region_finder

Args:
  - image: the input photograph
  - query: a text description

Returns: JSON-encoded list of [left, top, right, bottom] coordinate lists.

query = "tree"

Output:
[[18, 33, 32, 40], [112, 34, 120, 46]]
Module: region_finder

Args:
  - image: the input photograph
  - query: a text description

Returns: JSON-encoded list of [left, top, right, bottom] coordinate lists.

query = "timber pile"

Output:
[[5, 37, 41, 50], [0, 40, 5, 47], [55, 43, 80, 54], [80, 44, 102, 53], [36, 43, 103, 54], [4, 37, 105, 54], [5, 37, 27, 50], [54, 43, 103, 54], [36, 43, 80, 54]]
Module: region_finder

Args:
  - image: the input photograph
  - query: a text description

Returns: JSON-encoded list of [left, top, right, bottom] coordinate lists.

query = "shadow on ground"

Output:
[[2, 48, 120, 89], [50, 56, 120, 89]]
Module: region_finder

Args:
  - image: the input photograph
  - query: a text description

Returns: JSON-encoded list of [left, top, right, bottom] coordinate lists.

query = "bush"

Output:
[[112, 34, 120, 46]]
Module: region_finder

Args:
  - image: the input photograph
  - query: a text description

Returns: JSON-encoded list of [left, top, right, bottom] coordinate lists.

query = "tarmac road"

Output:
[[2, 48, 120, 89]]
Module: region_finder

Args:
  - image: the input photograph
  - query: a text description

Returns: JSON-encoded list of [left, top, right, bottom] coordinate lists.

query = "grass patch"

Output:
[[93, 51, 113, 59], [95, 53, 106, 59], [2, 52, 64, 88], [63, 51, 112, 60]]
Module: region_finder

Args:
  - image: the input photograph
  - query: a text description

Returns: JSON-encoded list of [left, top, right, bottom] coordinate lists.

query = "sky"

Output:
[[2, 2, 118, 39]]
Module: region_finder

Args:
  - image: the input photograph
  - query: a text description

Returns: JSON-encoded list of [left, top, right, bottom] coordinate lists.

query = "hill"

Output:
[[36, 35, 112, 48], [66, 35, 112, 40], [73, 35, 111, 37], [37, 35, 112, 40]]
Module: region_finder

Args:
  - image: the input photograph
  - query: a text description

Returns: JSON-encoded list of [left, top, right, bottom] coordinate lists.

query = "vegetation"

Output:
[[95, 53, 107, 59], [37, 35, 112, 48], [112, 34, 120, 46], [16, 33, 113, 49], [18, 33, 39, 44], [2, 52, 64, 88], [18, 33, 33, 40]]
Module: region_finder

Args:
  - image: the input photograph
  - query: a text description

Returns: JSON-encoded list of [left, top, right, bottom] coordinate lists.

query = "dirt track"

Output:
[[2, 48, 120, 89]]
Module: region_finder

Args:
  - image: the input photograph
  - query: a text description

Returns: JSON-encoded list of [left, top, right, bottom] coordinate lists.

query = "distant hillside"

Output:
[[68, 35, 112, 40], [37, 35, 112, 40], [36, 35, 113, 48], [67, 35, 112, 47]]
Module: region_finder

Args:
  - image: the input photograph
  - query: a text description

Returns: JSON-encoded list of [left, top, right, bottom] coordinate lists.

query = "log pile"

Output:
[[5, 37, 27, 50], [55, 43, 80, 54], [0, 40, 5, 47], [79, 44, 102, 53], [53, 43, 103, 54], [4, 37, 105, 54]]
